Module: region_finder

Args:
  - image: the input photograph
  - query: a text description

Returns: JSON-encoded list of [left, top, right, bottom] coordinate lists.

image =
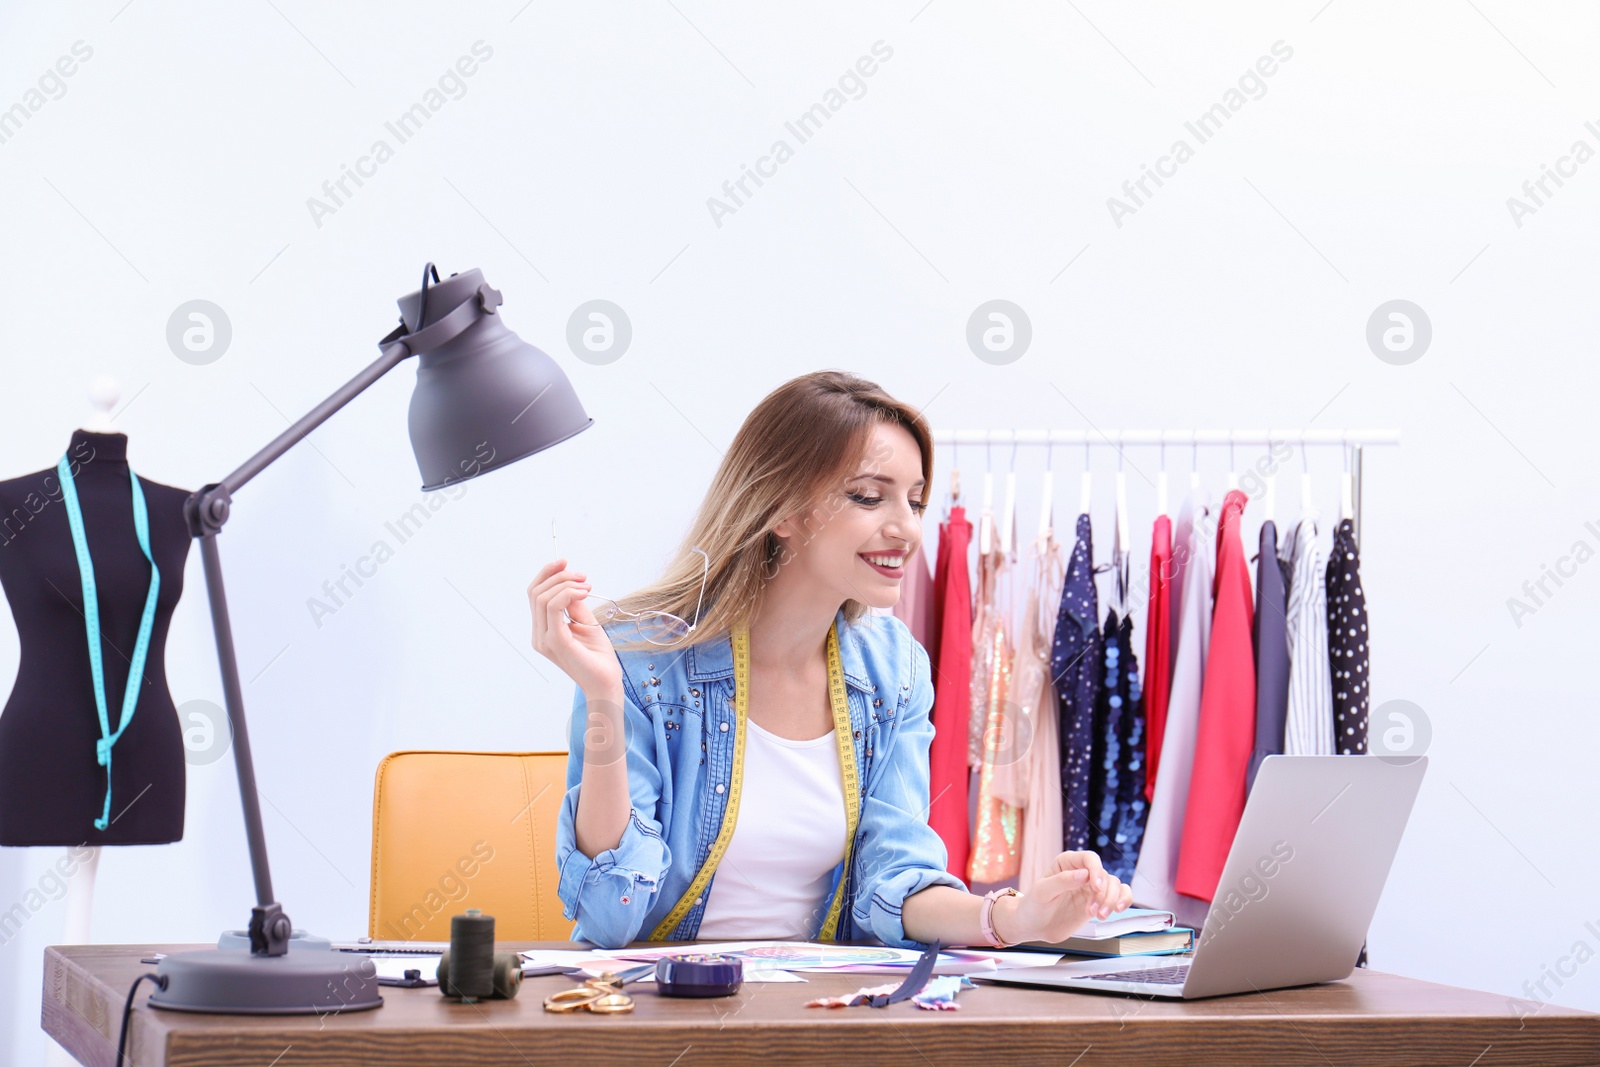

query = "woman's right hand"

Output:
[[528, 558, 622, 697]]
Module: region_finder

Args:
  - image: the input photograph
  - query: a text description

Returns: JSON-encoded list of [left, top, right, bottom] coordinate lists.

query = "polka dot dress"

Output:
[[1325, 518, 1369, 754], [1051, 513, 1103, 852]]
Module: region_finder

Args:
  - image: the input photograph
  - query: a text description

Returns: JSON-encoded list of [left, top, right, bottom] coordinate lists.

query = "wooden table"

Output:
[[43, 942, 1600, 1067]]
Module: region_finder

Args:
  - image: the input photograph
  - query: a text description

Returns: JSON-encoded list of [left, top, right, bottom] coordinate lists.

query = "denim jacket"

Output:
[[554, 607, 969, 950]]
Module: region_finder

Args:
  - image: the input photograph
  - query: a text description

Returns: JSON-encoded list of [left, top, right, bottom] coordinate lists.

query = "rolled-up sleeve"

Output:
[[554, 679, 672, 949], [851, 635, 969, 949]]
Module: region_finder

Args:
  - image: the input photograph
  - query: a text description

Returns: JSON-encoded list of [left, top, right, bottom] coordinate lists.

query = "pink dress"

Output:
[[989, 528, 1066, 891], [892, 541, 939, 656]]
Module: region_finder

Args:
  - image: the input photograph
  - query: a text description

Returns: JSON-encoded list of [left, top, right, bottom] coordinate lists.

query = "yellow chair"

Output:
[[369, 750, 576, 942]]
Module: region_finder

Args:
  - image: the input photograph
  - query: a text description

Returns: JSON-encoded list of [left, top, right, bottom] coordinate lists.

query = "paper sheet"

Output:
[[519, 949, 623, 968], [519, 949, 808, 983], [611, 941, 944, 973], [737, 969, 809, 983], [944, 948, 1066, 969], [369, 955, 439, 982]]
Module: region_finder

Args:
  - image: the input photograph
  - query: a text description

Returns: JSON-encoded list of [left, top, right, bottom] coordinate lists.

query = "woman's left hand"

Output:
[[996, 850, 1134, 946]]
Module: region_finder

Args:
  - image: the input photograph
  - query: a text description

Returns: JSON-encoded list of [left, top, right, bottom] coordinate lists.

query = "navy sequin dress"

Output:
[[1090, 607, 1148, 882]]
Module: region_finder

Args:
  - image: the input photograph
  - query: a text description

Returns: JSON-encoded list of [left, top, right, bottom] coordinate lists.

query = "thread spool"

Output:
[[491, 954, 522, 999], [442, 909, 496, 1003], [438, 949, 524, 1000]]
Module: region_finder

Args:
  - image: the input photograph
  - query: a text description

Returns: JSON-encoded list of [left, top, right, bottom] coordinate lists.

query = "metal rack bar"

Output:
[[928, 429, 1399, 447]]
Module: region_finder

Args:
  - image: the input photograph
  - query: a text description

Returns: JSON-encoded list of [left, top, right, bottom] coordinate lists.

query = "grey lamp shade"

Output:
[[399, 268, 593, 491]]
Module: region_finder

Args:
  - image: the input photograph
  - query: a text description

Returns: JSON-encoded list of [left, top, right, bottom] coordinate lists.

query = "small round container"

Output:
[[653, 953, 744, 997]]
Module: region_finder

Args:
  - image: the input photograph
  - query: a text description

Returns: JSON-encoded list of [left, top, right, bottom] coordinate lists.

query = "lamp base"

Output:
[[216, 928, 331, 951], [148, 948, 383, 1015]]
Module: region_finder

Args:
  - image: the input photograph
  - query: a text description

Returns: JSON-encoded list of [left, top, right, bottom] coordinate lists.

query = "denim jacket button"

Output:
[[719, 721, 729, 732], [695, 896, 704, 906], [715, 783, 725, 793]]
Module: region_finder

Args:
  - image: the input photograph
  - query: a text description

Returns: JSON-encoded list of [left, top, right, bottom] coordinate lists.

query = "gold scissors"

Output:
[[543, 965, 654, 1014]]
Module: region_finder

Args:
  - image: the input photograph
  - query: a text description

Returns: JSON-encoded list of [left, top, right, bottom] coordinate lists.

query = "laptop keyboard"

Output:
[[1072, 964, 1191, 985]]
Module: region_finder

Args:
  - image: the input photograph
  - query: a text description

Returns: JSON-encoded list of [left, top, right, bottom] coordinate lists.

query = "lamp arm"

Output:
[[220, 334, 414, 498], [208, 279, 500, 497], [179, 271, 503, 957], [181, 331, 414, 955]]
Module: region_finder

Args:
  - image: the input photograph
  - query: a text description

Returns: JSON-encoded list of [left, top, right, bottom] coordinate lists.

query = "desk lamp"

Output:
[[148, 263, 592, 1014]]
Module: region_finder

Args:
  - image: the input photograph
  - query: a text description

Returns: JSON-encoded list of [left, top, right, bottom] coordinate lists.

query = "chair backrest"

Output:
[[369, 750, 575, 942]]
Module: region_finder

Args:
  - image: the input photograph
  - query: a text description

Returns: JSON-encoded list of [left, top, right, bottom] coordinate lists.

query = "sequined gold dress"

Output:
[[967, 522, 1019, 883]]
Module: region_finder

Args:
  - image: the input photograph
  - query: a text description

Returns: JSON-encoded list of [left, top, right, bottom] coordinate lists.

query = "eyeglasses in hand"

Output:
[[563, 546, 708, 646]]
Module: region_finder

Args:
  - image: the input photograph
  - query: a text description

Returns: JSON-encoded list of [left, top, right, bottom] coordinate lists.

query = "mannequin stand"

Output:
[[45, 846, 100, 1067]]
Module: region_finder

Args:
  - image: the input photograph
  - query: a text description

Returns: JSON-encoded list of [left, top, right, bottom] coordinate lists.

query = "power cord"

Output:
[[117, 972, 167, 1066]]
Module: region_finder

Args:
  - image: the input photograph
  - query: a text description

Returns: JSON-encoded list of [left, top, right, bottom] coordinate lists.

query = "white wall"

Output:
[[3, 1, 1597, 1061]]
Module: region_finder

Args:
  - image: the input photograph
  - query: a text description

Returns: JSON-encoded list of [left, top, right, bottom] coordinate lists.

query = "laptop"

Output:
[[975, 754, 1427, 999]]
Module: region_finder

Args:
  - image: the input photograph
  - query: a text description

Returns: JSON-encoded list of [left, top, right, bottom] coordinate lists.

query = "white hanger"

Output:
[[82, 374, 120, 432], [1264, 430, 1276, 524], [1340, 436, 1354, 521], [1189, 437, 1200, 491], [1038, 437, 1055, 540], [1156, 432, 1169, 519], [999, 431, 1018, 557], [979, 433, 995, 554], [1078, 440, 1092, 515], [1110, 435, 1133, 616], [1111, 491, 1130, 615], [1300, 434, 1314, 516], [946, 439, 961, 518], [1113, 437, 1130, 557], [1226, 430, 1239, 491]]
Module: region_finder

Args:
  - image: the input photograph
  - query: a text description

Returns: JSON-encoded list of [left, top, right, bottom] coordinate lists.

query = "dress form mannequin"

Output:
[[19, 379, 187, 1067], [0, 378, 191, 848]]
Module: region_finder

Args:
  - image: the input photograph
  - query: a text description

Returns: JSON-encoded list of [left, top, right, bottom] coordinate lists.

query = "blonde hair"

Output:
[[600, 370, 933, 654]]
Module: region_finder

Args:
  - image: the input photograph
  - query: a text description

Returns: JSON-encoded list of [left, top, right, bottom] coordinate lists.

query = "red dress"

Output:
[[1143, 514, 1173, 802], [928, 506, 973, 879], [1175, 489, 1256, 902]]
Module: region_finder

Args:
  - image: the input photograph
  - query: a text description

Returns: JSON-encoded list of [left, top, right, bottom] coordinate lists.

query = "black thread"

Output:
[[446, 910, 496, 1002]]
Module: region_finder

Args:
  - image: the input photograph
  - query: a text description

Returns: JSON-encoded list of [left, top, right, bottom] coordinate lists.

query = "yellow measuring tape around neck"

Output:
[[648, 618, 861, 942]]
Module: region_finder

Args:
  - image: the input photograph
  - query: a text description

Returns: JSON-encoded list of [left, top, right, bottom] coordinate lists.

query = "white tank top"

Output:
[[696, 718, 848, 940]]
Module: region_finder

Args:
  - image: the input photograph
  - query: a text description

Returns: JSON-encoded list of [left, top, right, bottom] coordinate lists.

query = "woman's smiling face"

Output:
[[771, 420, 928, 611]]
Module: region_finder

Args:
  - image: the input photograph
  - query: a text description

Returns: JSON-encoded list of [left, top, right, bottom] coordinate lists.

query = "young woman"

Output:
[[528, 371, 1133, 950]]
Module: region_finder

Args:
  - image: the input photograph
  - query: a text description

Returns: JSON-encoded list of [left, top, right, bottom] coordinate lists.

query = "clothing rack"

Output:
[[929, 429, 1400, 549], [930, 428, 1398, 971]]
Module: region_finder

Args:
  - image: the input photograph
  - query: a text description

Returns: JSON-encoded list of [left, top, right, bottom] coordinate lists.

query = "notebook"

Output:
[[1017, 906, 1176, 946], [1045, 928, 1195, 957]]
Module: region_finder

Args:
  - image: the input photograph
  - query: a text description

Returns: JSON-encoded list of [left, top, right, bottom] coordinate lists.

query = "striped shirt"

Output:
[[1279, 515, 1333, 755]]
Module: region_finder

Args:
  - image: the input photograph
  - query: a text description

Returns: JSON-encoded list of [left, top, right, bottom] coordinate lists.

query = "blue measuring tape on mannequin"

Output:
[[56, 455, 161, 831]]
